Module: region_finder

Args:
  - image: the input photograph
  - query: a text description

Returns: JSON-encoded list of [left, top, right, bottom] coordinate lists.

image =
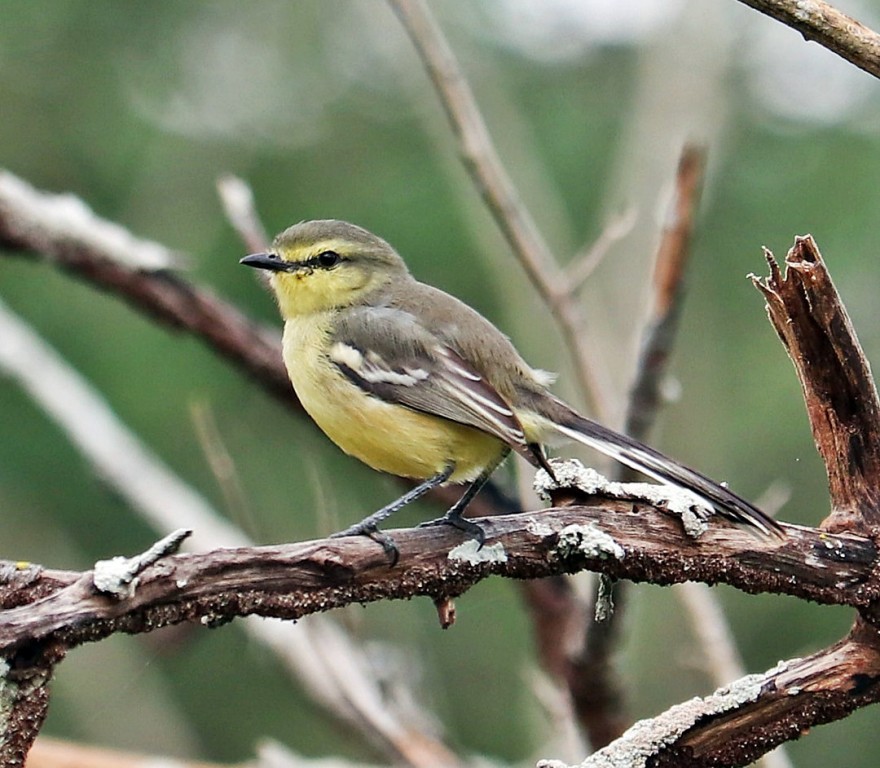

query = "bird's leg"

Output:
[[331, 464, 455, 560], [420, 449, 511, 546]]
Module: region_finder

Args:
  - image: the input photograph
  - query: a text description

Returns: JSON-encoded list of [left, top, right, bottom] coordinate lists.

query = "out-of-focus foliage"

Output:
[[2, 0, 880, 764]]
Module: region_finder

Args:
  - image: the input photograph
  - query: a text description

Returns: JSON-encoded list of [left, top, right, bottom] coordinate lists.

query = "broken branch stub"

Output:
[[752, 235, 880, 532]]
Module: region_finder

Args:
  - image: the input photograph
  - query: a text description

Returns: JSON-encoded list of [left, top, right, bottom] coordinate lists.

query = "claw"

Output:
[[420, 512, 486, 547], [331, 523, 399, 565]]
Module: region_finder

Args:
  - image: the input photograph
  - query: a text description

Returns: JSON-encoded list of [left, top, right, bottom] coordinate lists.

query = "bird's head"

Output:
[[240, 219, 409, 318]]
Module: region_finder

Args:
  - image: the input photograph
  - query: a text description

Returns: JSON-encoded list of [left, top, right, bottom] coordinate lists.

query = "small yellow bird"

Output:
[[241, 220, 781, 554]]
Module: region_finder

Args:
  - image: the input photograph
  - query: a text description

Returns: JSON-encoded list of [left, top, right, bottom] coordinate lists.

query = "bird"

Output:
[[240, 219, 782, 556]]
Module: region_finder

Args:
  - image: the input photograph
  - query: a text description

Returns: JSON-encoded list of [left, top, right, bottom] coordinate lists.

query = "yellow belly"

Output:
[[282, 315, 504, 482]]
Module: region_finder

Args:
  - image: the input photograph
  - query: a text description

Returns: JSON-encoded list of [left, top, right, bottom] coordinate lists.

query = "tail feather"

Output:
[[552, 409, 783, 538]]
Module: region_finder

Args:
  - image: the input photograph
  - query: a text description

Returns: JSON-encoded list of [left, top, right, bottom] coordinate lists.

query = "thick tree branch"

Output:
[[739, 0, 880, 79], [0, 505, 873, 658], [0, 495, 876, 766], [660, 626, 880, 766]]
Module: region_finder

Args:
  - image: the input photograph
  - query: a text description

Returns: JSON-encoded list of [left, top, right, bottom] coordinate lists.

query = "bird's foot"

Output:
[[418, 511, 486, 547], [330, 523, 399, 565]]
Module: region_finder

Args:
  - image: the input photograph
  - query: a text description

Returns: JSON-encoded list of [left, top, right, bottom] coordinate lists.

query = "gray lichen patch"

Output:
[[538, 661, 791, 768], [555, 524, 625, 562], [535, 459, 711, 538], [447, 540, 508, 564]]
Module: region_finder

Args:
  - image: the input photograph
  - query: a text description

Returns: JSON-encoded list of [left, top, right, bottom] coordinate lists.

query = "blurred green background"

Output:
[[2, 0, 880, 765]]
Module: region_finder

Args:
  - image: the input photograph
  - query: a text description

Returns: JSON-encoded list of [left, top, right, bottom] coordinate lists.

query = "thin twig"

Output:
[[571, 146, 707, 749], [189, 399, 257, 536], [93, 529, 192, 599], [739, 0, 880, 79], [387, 0, 612, 420], [217, 174, 271, 254], [623, 145, 703, 442], [601, 148, 797, 768], [565, 207, 638, 291]]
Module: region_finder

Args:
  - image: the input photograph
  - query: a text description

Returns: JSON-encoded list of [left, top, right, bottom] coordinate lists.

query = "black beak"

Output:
[[240, 252, 291, 272]]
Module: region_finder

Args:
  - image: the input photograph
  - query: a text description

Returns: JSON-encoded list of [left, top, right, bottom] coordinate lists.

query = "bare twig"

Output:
[[190, 399, 257, 535], [739, 0, 880, 79], [565, 207, 638, 291], [93, 529, 192, 599], [387, 0, 612, 420], [217, 174, 271, 254], [568, 145, 706, 750], [623, 145, 703, 442], [627, 149, 784, 737], [616, 149, 797, 768]]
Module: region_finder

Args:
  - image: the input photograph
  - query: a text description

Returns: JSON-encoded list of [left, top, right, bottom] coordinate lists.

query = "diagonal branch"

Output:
[[738, 0, 880, 79], [0, 171, 293, 405], [623, 145, 704, 443], [551, 621, 880, 768], [387, 0, 612, 420]]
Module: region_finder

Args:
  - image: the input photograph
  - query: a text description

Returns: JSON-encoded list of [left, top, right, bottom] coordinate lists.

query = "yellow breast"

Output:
[[281, 314, 503, 483]]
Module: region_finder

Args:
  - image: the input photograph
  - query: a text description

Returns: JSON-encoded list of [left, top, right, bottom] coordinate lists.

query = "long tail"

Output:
[[547, 404, 783, 538]]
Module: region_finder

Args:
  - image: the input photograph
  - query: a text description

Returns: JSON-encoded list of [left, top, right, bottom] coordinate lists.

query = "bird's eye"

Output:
[[317, 251, 341, 268]]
